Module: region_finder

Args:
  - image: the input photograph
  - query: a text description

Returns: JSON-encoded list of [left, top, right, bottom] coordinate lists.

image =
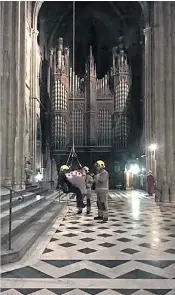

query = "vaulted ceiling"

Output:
[[38, 1, 146, 77]]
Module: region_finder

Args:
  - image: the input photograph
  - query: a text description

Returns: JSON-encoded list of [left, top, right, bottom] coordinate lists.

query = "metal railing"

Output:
[[1, 181, 55, 251], [1, 185, 26, 250]]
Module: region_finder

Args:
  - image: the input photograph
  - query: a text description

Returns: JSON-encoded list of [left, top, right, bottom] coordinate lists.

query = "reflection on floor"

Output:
[[1, 190, 175, 295]]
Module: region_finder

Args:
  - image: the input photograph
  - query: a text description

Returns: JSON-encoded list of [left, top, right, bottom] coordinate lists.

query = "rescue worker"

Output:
[[58, 165, 86, 214], [94, 160, 109, 222], [84, 166, 93, 214]]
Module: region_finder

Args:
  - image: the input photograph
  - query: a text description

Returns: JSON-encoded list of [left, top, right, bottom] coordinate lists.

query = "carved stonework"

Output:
[[97, 102, 114, 114], [69, 101, 85, 112]]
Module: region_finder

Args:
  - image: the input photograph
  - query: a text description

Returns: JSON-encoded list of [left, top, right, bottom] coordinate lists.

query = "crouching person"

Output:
[[65, 169, 86, 214], [83, 167, 93, 214], [58, 165, 86, 214], [94, 160, 109, 222]]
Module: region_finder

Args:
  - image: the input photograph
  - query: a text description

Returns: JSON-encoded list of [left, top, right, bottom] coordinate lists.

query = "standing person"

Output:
[[84, 166, 94, 214], [94, 160, 109, 222], [147, 170, 155, 196], [58, 165, 86, 214]]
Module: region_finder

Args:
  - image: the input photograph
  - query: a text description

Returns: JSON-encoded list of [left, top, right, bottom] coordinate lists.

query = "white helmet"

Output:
[[83, 166, 89, 173]]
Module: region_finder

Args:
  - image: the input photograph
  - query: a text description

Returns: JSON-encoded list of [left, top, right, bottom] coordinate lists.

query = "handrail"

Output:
[[1, 185, 26, 250], [1, 181, 53, 250], [1, 185, 25, 199]]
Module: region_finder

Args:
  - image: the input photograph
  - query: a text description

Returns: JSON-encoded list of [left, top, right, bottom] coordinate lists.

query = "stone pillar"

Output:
[[143, 27, 152, 173], [171, 3, 175, 202], [164, 2, 172, 195], [166, 2, 175, 202], [30, 29, 39, 175], [3, 2, 14, 186], [13, 2, 26, 189], [153, 2, 169, 201], [19, 2, 26, 188], [0, 2, 5, 183]]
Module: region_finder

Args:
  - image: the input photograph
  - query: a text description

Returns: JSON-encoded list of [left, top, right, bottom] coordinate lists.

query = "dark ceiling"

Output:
[[38, 1, 144, 77]]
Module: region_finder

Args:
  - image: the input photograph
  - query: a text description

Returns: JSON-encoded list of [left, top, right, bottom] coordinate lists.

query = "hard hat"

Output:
[[83, 166, 89, 173], [60, 165, 69, 172], [96, 160, 105, 168]]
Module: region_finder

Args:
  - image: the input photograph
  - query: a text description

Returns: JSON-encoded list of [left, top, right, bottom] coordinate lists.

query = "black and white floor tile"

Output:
[[1, 190, 175, 295]]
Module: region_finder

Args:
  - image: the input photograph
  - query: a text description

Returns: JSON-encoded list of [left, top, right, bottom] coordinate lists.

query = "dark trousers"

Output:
[[87, 192, 91, 212], [71, 186, 84, 208]]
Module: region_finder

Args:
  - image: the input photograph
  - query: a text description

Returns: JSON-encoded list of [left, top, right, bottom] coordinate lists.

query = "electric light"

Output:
[[129, 164, 140, 175], [148, 143, 157, 151]]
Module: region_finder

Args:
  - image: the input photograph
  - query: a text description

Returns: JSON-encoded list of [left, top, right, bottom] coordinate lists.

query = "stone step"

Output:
[[1, 191, 60, 245], [26, 184, 40, 192], [1, 195, 46, 225], [0, 189, 44, 212], [1, 199, 65, 265], [0, 188, 26, 201], [0, 185, 44, 201]]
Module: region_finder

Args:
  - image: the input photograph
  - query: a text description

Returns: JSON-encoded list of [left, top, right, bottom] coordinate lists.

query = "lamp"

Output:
[[148, 143, 157, 151]]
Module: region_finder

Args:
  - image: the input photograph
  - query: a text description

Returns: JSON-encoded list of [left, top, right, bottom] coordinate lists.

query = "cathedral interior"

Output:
[[1, 2, 175, 295], [38, 1, 144, 188], [1, 0, 175, 197]]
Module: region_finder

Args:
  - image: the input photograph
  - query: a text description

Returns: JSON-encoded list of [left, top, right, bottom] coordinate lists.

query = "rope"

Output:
[[66, 2, 81, 170], [72, 1, 75, 151]]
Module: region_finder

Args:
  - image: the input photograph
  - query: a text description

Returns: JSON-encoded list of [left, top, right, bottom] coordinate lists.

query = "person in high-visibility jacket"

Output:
[[83, 166, 93, 214], [94, 160, 109, 222], [57, 165, 86, 214]]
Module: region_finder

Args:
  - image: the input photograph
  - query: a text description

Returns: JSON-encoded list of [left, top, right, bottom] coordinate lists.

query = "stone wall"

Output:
[[0, 2, 43, 189]]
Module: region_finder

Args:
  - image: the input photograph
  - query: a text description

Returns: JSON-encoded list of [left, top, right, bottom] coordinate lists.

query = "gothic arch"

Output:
[[32, 1, 44, 31], [32, 1, 149, 40], [139, 1, 149, 27]]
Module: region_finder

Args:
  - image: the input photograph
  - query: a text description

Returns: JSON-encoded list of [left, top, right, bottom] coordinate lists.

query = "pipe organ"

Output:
[[51, 37, 69, 151], [50, 37, 131, 154], [112, 40, 132, 149]]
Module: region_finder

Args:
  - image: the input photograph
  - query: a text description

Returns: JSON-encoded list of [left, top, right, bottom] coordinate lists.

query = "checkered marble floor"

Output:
[[1, 190, 175, 295]]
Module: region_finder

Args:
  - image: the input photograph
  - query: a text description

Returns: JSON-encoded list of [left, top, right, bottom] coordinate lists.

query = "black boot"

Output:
[[77, 209, 82, 214], [87, 199, 91, 214], [94, 216, 103, 220]]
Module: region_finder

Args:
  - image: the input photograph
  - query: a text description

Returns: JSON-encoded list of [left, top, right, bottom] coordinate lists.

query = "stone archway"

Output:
[[32, 1, 164, 196]]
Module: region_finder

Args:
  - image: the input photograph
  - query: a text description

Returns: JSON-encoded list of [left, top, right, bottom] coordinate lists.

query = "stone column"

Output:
[[164, 2, 173, 200], [169, 3, 175, 201], [3, 2, 14, 186], [30, 29, 39, 175], [143, 27, 152, 173], [153, 2, 169, 201], [0, 2, 5, 182], [19, 2, 26, 188], [12, 2, 26, 189]]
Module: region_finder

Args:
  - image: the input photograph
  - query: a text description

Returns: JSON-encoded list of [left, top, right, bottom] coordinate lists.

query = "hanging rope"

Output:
[[66, 2, 82, 169], [72, 1, 75, 152]]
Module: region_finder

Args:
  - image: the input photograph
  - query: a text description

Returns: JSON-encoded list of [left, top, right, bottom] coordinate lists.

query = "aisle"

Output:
[[1, 190, 175, 295]]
